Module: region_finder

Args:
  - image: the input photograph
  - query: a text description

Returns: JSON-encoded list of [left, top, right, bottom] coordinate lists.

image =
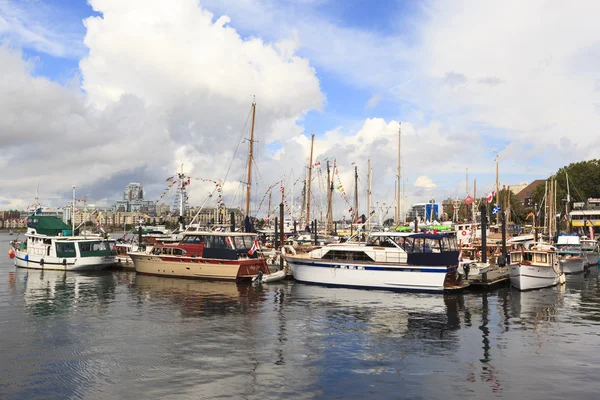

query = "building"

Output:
[[124, 183, 143, 201], [406, 202, 441, 222], [513, 180, 545, 207]]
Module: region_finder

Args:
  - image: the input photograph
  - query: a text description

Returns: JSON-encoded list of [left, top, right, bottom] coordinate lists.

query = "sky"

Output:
[[1, 0, 599, 221]]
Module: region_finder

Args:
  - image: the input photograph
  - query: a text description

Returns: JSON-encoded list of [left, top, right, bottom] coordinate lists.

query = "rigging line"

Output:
[[220, 105, 253, 185]]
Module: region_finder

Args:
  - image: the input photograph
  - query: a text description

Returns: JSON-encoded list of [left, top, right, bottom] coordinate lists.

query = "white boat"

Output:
[[10, 214, 116, 271], [555, 234, 586, 274], [509, 245, 565, 291], [283, 232, 464, 292], [580, 237, 599, 266]]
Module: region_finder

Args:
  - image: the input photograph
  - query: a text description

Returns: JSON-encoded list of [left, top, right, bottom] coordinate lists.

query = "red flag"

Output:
[[486, 191, 495, 203], [464, 195, 473, 205], [248, 240, 260, 255]]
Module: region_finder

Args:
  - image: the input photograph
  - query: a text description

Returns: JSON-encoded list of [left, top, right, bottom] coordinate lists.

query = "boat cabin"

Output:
[[151, 232, 261, 260]]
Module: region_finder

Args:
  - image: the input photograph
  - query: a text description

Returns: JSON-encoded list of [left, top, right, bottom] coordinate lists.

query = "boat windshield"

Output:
[[391, 235, 457, 253], [233, 235, 256, 251]]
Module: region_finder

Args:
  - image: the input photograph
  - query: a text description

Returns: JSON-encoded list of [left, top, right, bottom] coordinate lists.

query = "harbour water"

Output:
[[1, 232, 600, 399]]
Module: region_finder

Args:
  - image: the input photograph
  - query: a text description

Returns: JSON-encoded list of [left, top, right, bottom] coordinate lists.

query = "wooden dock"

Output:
[[466, 267, 510, 291]]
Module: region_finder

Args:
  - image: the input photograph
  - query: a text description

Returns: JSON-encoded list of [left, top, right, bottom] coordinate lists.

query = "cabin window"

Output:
[[56, 242, 76, 254], [206, 236, 228, 249], [321, 250, 375, 262], [78, 241, 112, 257], [511, 253, 522, 263], [234, 236, 249, 250], [534, 253, 548, 263]]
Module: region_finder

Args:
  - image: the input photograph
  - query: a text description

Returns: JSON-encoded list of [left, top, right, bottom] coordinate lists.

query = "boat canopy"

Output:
[[27, 215, 73, 236]]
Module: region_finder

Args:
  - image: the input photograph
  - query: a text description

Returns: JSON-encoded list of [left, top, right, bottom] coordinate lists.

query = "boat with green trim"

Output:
[[11, 215, 116, 271]]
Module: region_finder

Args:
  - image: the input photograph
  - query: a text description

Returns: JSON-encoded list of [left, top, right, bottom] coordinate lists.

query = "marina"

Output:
[[2, 230, 600, 399], [2, 1, 600, 398]]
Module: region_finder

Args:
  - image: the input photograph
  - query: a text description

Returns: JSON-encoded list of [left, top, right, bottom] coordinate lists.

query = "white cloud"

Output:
[[0, 0, 324, 212], [415, 176, 437, 189]]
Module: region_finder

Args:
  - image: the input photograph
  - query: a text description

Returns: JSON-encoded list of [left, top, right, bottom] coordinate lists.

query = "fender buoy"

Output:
[[40, 258, 44, 266], [62, 259, 67, 267], [8, 249, 15, 259]]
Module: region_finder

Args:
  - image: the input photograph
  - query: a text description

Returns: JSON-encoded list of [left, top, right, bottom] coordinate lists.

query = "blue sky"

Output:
[[1, 0, 598, 216]]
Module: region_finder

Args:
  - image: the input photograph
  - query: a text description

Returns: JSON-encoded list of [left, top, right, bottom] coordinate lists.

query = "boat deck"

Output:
[[466, 267, 510, 291]]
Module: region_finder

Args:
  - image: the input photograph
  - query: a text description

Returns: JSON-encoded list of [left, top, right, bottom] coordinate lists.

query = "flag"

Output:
[[486, 191, 495, 203], [314, 161, 321, 167], [351, 161, 356, 166], [370, 210, 376, 216], [165, 176, 174, 182], [492, 205, 501, 214], [248, 240, 260, 255], [356, 216, 363, 223], [464, 195, 473, 205]]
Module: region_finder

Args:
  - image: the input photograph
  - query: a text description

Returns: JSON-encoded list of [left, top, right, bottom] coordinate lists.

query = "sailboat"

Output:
[[509, 179, 566, 290], [129, 101, 283, 282]]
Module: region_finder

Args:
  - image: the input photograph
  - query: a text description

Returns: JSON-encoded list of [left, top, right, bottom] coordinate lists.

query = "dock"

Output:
[[466, 267, 510, 291]]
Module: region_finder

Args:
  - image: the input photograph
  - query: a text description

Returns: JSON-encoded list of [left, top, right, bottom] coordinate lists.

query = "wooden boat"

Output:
[[283, 232, 464, 292], [129, 231, 275, 281], [509, 245, 565, 290]]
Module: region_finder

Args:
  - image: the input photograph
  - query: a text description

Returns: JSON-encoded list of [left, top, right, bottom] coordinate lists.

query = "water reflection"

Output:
[[132, 274, 271, 317], [9, 268, 118, 317]]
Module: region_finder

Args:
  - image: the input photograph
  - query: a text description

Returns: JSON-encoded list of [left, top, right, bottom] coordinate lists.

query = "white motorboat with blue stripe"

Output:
[[283, 232, 463, 292]]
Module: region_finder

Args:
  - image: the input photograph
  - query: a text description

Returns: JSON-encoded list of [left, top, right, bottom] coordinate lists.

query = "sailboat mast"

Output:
[[473, 179, 477, 224], [495, 154, 500, 225], [354, 165, 359, 222], [72, 185, 76, 234], [566, 172, 571, 233], [326, 161, 332, 234], [300, 176, 306, 229], [367, 158, 372, 230], [245, 100, 256, 218], [397, 123, 402, 224], [306, 132, 315, 229], [466, 168, 469, 221]]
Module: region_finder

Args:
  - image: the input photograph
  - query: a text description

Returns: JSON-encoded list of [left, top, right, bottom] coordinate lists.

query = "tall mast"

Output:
[[367, 158, 372, 230], [300, 176, 306, 228], [473, 179, 477, 224], [72, 185, 76, 234], [466, 168, 469, 221], [397, 122, 402, 224], [354, 165, 359, 222], [178, 164, 185, 232], [495, 154, 500, 225], [306, 132, 315, 228], [245, 99, 256, 218], [326, 161, 333, 234], [566, 171, 571, 233]]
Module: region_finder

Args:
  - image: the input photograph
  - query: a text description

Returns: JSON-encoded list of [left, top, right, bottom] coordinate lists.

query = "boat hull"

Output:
[[509, 264, 563, 291], [285, 257, 452, 292], [130, 252, 268, 281], [585, 252, 599, 266], [13, 249, 114, 271], [559, 257, 586, 274]]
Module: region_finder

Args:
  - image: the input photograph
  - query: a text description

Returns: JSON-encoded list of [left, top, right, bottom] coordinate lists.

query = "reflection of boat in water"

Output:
[[290, 283, 461, 341], [510, 285, 565, 324], [133, 274, 269, 316], [10, 268, 117, 315]]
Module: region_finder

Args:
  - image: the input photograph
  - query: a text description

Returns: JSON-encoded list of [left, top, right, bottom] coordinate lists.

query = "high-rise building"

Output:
[[124, 183, 143, 201]]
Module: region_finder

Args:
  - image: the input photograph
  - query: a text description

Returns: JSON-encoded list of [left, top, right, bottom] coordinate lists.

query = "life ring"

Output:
[[281, 245, 296, 256], [461, 231, 467, 236]]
